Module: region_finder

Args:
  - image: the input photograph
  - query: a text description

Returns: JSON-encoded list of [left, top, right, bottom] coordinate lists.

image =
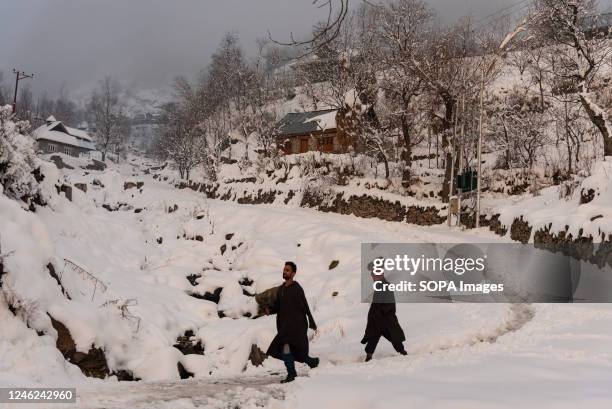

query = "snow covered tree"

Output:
[[529, 0, 612, 156], [400, 16, 499, 199], [489, 87, 550, 170], [157, 103, 207, 180], [88, 76, 129, 162], [378, 0, 432, 186], [0, 105, 41, 206]]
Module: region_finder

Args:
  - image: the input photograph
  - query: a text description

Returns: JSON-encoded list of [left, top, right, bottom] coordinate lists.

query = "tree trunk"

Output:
[[579, 93, 612, 156], [440, 96, 457, 202], [400, 114, 412, 188]]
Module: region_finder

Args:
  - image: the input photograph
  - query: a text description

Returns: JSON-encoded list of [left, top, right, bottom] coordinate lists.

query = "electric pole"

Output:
[[476, 59, 497, 229], [12, 69, 35, 114]]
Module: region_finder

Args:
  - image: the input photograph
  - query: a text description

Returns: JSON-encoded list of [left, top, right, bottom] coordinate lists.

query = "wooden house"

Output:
[[275, 109, 354, 154]]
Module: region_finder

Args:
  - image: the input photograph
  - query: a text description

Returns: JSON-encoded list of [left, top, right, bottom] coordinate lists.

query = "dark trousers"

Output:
[[281, 344, 317, 377], [364, 329, 405, 355]]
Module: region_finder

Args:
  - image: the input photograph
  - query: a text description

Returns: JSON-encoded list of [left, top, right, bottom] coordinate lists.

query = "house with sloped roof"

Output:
[[275, 109, 354, 154], [33, 116, 96, 157]]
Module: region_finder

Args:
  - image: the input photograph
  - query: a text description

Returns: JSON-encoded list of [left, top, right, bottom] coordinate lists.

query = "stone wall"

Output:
[[174, 179, 447, 227]]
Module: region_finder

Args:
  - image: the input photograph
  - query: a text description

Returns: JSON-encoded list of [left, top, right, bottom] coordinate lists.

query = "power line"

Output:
[[474, 0, 530, 26], [473, 0, 531, 32]]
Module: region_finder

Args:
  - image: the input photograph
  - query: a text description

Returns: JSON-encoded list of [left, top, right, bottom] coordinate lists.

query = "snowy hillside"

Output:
[[1, 149, 611, 408]]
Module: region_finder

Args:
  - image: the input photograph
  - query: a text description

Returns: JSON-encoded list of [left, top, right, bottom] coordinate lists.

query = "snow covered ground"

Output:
[[1, 155, 612, 408]]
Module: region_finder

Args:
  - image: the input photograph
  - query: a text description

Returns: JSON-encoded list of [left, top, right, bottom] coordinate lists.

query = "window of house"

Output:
[[319, 136, 334, 152]]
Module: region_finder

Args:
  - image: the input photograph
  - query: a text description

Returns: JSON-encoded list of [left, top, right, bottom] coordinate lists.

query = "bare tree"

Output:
[[489, 86, 550, 170], [400, 16, 500, 199], [89, 77, 129, 162], [270, 0, 350, 55], [529, 0, 612, 156], [157, 104, 207, 180], [378, 0, 432, 186]]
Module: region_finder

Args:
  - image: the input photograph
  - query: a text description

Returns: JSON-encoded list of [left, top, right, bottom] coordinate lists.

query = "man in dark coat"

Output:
[[266, 261, 319, 383], [361, 272, 407, 362]]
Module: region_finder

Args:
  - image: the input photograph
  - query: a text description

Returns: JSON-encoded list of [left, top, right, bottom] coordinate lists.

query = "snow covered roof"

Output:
[[33, 120, 96, 151], [66, 126, 93, 142], [277, 109, 338, 137]]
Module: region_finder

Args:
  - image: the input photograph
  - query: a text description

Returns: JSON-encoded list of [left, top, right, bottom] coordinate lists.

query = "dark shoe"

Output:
[[365, 353, 373, 362], [399, 350, 407, 356], [308, 357, 320, 369], [280, 374, 296, 383]]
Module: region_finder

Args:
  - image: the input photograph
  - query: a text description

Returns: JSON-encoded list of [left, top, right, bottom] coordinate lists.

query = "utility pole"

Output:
[[448, 103, 458, 227], [476, 59, 496, 229], [12, 69, 34, 114]]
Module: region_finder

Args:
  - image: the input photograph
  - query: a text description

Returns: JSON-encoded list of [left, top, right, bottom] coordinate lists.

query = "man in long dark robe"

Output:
[[361, 272, 407, 362], [266, 261, 319, 383]]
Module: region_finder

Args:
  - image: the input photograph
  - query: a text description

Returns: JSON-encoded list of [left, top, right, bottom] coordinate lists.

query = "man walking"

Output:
[[361, 271, 407, 362], [266, 261, 319, 383]]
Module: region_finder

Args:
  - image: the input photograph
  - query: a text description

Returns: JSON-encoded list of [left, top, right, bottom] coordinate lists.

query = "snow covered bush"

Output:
[[0, 105, 42, 205]]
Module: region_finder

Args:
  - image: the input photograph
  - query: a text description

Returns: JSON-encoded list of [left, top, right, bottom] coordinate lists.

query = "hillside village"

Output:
[[2, 1, 612, 408]]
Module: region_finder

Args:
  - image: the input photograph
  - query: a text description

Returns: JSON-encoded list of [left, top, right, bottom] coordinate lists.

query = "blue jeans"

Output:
[[282, 352, 297, 377], [281, 344, 317, 376]]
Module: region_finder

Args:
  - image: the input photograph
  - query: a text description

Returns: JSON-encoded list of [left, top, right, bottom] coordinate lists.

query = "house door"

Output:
[[300, 138, 309, 153]]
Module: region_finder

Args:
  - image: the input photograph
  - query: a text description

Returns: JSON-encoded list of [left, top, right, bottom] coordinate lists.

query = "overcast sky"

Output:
[[1, 0, 611, 98]]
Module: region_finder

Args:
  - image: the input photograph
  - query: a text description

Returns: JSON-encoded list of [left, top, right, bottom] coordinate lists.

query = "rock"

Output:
[[510, 217, 532, 244], [186, 274, 201, 286], [225, 233, 235, 241], [188, 287, 222, 304], [111, 370, 140, 381], [220, 244, 227, 255], [102, 202, 132, 212], [239, 277, 254, 286], [157, 237, 163, 244], [328, 260, 339, 270], [177, 362, 194, 379], [74, 183, 87, 193], [85, 159, 106, 171], [173, 331, 204, 355], [580, 188, 596, 204], [60, 184, 73, 202], [0, 258, 4, 289], [50, 155, 74, 170], [92, 179, 105, 188], [332, 291, 339, 297], [47, 263, 70, 299], [48, 315, 110, 379], [248, 344, 267, 367]]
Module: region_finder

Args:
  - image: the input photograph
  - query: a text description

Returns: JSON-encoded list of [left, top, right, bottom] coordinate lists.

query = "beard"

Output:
[[283, 272, 291, 280]]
